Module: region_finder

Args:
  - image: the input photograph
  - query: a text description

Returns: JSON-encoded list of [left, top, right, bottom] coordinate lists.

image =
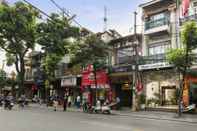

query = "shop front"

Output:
[[109, 64, 134, 108], [142, 68, 179, 107], [183, 75, 197, 108], [81, 65, 111, 105], [61, 75, 81, 105]]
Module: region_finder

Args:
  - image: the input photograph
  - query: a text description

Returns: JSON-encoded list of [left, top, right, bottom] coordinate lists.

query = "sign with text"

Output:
[[139, 62, 172, 70]]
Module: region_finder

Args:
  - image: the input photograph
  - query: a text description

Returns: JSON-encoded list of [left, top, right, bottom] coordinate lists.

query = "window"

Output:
[[193, 1, 197, 14], [117, 47, 134, 64], [148, 41, 171, 56], [145, 12, 170, 30]]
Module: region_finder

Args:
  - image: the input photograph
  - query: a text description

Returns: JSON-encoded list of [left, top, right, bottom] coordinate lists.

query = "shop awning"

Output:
[[109, 72, 133, 77], [81, 68, 110, 89]]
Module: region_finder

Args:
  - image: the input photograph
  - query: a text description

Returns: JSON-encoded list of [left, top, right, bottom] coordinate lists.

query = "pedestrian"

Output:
[[68, 95, 72, 108], [76, 95, 81, 109], [53, 98, 58, 111], [116, 96, 121, 110], [63, 93, 68, 111]]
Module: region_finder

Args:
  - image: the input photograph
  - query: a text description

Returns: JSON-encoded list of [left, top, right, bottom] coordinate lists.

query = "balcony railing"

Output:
[[145, 17, 169, 30], [180, 14, 197, 24], [141, 54, 167, 64]]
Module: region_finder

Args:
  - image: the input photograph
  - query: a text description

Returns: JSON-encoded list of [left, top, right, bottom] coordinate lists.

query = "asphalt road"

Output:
[[0, 106, 197, 131]]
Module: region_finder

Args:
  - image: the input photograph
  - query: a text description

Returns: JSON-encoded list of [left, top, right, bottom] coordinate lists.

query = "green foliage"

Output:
[[5, 53, 16, 66], [0, 70, 7, 88], [181, 21, 197, 50], [167, 48, 193, 71], [0, 2, 38, 54], [0, 2, 39, 93], [37, 13, 79, 78], [138, 94, 146, 104], [42, 54, 62, 79], [70, 35, 108, 70]]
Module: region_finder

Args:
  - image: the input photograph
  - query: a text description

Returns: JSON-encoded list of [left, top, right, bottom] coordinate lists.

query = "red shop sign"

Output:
[[81, 69, 109, 87]]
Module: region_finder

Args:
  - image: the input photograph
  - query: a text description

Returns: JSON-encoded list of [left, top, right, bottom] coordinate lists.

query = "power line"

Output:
[[23, 0, 56, 24], [23, 0, 50, 19], [49, 0, 83, 28]]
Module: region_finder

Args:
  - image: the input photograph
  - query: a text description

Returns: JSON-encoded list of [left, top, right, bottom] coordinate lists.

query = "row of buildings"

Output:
[[23, 0, 197, 111]]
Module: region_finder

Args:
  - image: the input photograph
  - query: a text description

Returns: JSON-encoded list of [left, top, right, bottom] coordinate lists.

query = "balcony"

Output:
[[145, 17, 170, 35], [139, 54, 173, 70], [117, 56, 135, 65], [180, 14, 197, 24], [142, 54, 166, 64]]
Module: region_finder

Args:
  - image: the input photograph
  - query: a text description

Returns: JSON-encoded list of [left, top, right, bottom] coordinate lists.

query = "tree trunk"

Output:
[[93, 69, 97, 106], [178, 46, 189, 117], [16, 56, 25, 97]]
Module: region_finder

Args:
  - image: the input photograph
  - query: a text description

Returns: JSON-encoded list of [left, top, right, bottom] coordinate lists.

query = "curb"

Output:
[[28, 104, 197, 124], [113, 112, 197, 124]]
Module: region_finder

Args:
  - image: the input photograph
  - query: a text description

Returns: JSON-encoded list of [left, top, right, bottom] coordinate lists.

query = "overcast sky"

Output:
[[1, 0, 149, 73]]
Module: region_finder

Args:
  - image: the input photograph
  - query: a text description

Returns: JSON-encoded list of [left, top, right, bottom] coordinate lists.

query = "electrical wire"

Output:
[[49, 0, 83, 28]]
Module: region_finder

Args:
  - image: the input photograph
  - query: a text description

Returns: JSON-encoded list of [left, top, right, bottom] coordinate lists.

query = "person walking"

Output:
[[53, 98, 58, 111], [76, 95, 81, 109], [116, 96, 121, 110], [68, 95, 72, 108], [63, 93, 68, 111]]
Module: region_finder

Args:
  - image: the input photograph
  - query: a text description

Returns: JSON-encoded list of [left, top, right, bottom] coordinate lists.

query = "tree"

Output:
[[70, 35, 108, 67], [0, 2, 39, 94], [36, 13, 79, 80], [0, 70, 7, 90], [70, 35, 108, 105], [167, 21, 197, 116]]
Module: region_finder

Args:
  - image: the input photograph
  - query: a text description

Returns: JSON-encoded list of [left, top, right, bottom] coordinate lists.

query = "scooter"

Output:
[[93, 102, 111, 114], [4, 100, 14, 110], [0, 99, 3, 107], [83, 102, 94, 113]]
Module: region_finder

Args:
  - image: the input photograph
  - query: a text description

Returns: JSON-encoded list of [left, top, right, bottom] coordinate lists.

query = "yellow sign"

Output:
[[45, 80, 50, 89]]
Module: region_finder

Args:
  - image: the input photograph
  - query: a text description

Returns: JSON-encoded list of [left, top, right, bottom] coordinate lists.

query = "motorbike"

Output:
[[83, 102, 94, 113], [0, 99, 3, 107], [4, 100, 14, 110], [93, 104, 111, 114]]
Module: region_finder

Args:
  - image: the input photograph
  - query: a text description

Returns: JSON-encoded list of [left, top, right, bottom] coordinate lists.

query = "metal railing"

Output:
[[145, 17, 169, 30], [141, 54, 167, 64]]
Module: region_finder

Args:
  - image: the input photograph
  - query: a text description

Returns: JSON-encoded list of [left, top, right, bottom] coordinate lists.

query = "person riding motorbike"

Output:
[[4, 93, 14, 110]]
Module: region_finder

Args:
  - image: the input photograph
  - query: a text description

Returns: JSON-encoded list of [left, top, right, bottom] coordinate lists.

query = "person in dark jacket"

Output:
[[63, 93, 68, 111]]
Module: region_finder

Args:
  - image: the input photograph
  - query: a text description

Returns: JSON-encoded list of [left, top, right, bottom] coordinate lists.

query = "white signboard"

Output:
[[139, 62, 172, 70], [61, 76, 77, 87]]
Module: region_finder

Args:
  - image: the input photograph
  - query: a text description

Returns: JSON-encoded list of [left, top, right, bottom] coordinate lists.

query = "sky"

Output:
[[8, 0, 148, 34], [1, 0, 149, 74]]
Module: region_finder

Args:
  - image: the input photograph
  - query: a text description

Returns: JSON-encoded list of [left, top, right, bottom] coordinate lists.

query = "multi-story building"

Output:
[[139, 0, 180, 108], [179, 0, 197, 109], [109, 34, 142, 108]]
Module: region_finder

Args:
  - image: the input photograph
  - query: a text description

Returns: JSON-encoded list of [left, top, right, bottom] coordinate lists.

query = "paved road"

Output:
[[0, 106, 197, 131]]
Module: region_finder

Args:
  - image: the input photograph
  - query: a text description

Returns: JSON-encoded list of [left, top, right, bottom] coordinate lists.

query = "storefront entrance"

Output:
[[189, 83, 197, 106], [114, 83, 132, 107], [161, 86, 176, 105]]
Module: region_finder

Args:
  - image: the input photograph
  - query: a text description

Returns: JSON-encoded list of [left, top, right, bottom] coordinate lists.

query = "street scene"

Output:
[[0, 105, 197, 131], [0, 0, 197, 130]]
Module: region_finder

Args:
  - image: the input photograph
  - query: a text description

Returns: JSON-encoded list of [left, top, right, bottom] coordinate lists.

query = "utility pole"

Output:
[[132, 11, 139, 111], [103, 6, 108, 31]]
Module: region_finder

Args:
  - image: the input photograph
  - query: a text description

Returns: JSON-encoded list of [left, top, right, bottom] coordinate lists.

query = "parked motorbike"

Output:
[[83, 102, 94, 113], [93, 105, 111, 114], [0, 100, 3, 107], [4, 100, 14, 110]]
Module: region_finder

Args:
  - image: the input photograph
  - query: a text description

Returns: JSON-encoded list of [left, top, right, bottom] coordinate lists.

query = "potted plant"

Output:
[[139, 94, 146, 110]]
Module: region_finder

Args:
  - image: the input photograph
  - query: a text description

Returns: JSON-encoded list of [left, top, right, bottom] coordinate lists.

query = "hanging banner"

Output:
[[81, 70, 109, 86], [81, 65, 109, 89]]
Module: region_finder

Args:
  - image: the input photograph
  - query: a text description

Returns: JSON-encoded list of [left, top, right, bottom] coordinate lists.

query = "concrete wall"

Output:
[[143, 69, 179, 101], [141, 2, 177, 57]]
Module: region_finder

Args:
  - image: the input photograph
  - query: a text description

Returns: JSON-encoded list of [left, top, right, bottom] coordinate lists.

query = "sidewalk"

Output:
[[29, 104, 197, 123], [112, 110, 197, 123]]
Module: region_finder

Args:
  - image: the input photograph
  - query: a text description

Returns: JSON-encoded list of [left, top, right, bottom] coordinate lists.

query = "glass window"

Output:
[[117, 47, 134, 64], [148, 41, 171, 56]]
